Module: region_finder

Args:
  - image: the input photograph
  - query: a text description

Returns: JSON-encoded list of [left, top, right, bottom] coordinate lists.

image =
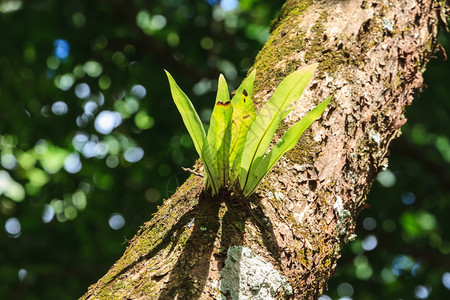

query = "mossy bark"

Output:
[[81, 0, 448, 299]]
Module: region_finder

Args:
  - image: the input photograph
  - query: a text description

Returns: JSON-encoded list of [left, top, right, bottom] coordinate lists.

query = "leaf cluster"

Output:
[[166, 64, 330, 197]]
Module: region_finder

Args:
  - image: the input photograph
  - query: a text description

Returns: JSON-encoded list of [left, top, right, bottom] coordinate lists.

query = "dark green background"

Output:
[[1, 1, 449, 299]]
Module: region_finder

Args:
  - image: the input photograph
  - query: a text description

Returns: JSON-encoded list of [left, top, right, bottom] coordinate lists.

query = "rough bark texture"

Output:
[[82, 0, 448, 299]]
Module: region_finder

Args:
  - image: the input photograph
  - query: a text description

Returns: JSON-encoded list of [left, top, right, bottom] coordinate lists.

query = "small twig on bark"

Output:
[[182, 167, 204, 177]]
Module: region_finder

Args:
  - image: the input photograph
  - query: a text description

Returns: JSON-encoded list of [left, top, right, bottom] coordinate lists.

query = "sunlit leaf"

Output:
[[231, 69, 256, 105], [165, 70, 219, 195], [229, 90, 256, 183], [243, 96, 331, 196], [207, 74, 233, 186], [239, 64, 318, 191]]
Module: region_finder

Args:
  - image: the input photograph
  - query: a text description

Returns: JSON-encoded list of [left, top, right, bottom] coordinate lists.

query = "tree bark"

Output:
[[82, 0, 448, 299]]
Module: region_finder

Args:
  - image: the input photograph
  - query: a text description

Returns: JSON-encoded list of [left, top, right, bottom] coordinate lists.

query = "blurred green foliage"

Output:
[[0, 0, 449, 299]]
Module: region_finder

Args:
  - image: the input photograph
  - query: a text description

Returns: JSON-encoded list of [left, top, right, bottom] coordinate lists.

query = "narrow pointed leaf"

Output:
[[243, 96, 331, 196], [207, 74, 232, 188], [240, 64, 318, 190], [231, 69, 256, 105], [165, 70, 219, 195], [229, 90, 256, 183], [207, 74, 230, 152]]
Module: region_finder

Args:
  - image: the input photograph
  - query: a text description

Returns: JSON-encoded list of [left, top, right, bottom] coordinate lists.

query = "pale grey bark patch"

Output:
[[219, 246, 292, 299], [334, 195, 351, 236]]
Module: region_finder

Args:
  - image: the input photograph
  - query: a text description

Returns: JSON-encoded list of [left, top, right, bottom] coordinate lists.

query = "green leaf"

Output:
[[239, 64, 318, 191], [207, 74, 233, 187], [243, 96, 331, 196], [164, 70, 219, 195], [229, 90, 256, 183], [231, 69, 256, 105]]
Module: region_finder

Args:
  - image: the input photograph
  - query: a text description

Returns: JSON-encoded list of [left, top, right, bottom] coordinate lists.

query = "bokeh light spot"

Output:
[[18, 268, 27, 282], [376, 169, 396, 187], [1, 153, 17, 169], [72, 12, 85, 28], [82, 141, 98, 158], [95, 142, 109, 158], [381, 267, 397, 283], [75, 83, 91, 99], [337, 282, 354, 297], [64, 206, 78, 220], [193, 78, 212, 96], [220, 0, 238, 11], [55, 73, 75, 91], [106, 155, 119, 168], [414, 285, 431, 299], [73, 64, 85, 78], [201, 37, 214, 50], [205, 0, 219, 5], [131, 84, 147, 99], [417, 211, 436, 231], [0, 0, 23, 13], [72, 132, 89, 152], [84, 100, 98, 114], [124, 147, 144, 163], [362, 217, 376, 231], [51, 101, 68, 115], [401, 191, 416, 205], [64, 153, 82, 174], [94, 110, 122, 134], [112, 51, 126, 67], [42, 204, 55, 223], [392, 255, 415, 276], [134, 111, 154, 130], [0, 170, 25, 201], [151, 15, 166, 30], [72, 191, 87, 210], [84, 61, 102, 77], [18, 152, 36, 170], [166, 32, 180, 47], [99, 75, 111, 90], [355, 259, 373, 279], [212, 6, 225, 22], [105, 138, 120, 155], [5, 217, 21, 237], [361, 235, 378, 251], [217, 59, 237, 80], [382, 219, 396, 232], [47, 56, 60, 70], [109, 213, 125, 230], [145, 188, 161, 203], [53, 39, 70, 60], [442, 272, 450, 290], [27, 168, 49, 188], [125, 97, 139, 115]]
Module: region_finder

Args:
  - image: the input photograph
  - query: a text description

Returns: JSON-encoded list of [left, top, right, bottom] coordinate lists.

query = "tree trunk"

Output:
[[82, 0, 448, 299]]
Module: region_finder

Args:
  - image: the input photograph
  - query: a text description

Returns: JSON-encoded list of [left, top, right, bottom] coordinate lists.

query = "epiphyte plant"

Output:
[[165, 64, 330, 197]]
